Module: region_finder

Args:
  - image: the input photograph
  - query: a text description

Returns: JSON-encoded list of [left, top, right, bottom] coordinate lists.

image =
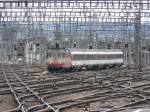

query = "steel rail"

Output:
[[1, 64, 22, 112], [101, 96, 150, 112], [1, 64, 57, 112], [2, 64, 150, 112], [50, 92, 144, 112], [8, 64, 57, 112]]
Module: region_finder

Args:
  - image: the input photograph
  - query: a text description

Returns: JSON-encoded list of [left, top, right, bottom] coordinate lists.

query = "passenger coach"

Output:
[[47, 48, 124, 70]]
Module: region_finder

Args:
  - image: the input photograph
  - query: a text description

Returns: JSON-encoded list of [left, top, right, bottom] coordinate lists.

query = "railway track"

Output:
[[0, 64, 56, 112], [0, 64, 150, 112]]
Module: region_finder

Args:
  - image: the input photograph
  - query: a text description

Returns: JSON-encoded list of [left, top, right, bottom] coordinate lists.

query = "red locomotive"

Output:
[[47, 48, 124, 71]]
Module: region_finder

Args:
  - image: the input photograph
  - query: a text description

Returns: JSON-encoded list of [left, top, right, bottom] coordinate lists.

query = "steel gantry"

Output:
[[0, 0, 149, 69]]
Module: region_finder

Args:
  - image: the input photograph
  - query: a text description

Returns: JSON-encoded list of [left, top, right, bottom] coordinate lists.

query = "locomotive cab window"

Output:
[[47, 53, 54, 59], [57, 52, 64, 59]]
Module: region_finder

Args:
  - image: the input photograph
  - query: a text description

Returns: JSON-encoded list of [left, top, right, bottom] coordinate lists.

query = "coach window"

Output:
[[94, 54, 96, 60], [119, 54, 123, 58], [116, 54, 119, 59], [113, 54, 115, 59], [104, 54, 107, 59], [102, 54, 106, 59], [86, 54, 93, 60], [86, 54, 90, 60], [100, 54, 104, 60], [94, 54, 98, 60], [74, 54, 79, 60], [74, 54, 83, 60], [110, 54, 113, 59], [112, 55, 115, 59], [115, 54, 118, 59], [109, 54, 112, 59], [95, 54, 99, 60], [111, 54, 114, 59]]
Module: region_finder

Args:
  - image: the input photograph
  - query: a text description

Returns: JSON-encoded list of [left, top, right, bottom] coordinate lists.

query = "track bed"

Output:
[[0, 64, 150, 112]]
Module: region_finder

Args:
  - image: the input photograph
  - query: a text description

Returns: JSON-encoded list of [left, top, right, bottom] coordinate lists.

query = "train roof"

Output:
[[67, 48, 122, 52], [47, 48, 123, 54], [67, 48, 123, 55]]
